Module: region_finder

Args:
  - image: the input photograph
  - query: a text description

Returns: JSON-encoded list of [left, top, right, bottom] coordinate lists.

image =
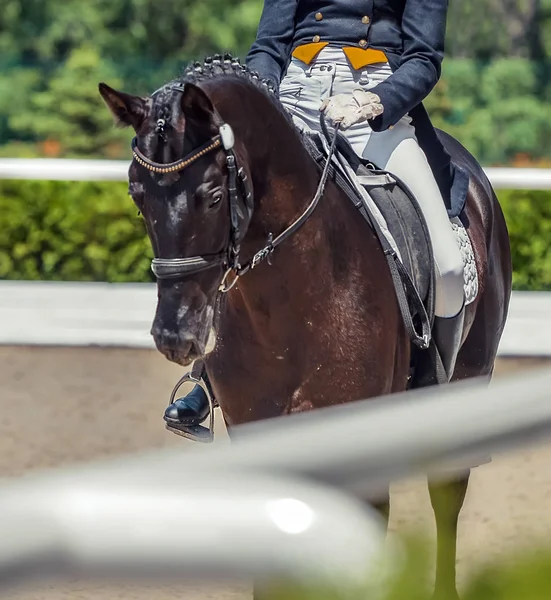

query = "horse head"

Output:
[[99, 67, 255, 366]]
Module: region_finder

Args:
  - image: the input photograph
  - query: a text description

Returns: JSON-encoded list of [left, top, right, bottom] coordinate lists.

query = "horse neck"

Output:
[[219, 85, 324, 259], [212, 82, 356, 322], [208, 80, 319, 228]]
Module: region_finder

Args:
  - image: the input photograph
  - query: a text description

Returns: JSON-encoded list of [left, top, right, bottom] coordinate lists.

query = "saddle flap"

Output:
[[365, 176, 431, 304], [332, 130, 432, 305], [302, 128, 435, 341], [304, 127, 432, 275]]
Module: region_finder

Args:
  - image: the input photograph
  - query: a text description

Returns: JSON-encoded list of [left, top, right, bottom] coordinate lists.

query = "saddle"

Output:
[[303, 127, 454, 385], [303, 126, 484, 387]]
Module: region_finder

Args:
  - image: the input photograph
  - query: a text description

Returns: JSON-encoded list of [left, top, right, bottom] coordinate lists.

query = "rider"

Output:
[[165, 0, 468, 428]]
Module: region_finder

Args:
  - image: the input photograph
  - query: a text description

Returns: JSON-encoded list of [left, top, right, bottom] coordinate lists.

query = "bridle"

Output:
[[131, 85, 338, 292], [132, 113, 255, 290]]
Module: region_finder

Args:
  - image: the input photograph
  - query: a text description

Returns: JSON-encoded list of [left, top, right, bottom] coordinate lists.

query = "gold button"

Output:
[[389, 125, 394, 130], [313, 35, 321, 43], [359, 39, 368, 48], [362, 16, 370, 24], [315, 12, 323, 21]]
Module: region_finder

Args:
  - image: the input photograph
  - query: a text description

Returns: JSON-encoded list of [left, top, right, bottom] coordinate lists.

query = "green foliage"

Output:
[[9, 46, 132, 158], [385, 538, 551, 600], [431, 58, 551, 165], [251, 536, 551, 600], [0, 0, 262, 158], [0, 181, 548, 291], [480, 59, 537, 105], [445, 0, 548, 61], [498, 189, 551, 290], [440, 59, 481, 101], [0, 179, 153, 282], [0, 66, 41, 145]]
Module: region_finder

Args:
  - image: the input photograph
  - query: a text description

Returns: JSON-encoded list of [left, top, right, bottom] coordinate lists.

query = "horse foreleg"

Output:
[[428, 474, 470, 600]]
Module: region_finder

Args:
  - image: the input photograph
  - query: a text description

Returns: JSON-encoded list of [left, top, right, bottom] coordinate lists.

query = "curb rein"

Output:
[[131, 118, 339, 293]]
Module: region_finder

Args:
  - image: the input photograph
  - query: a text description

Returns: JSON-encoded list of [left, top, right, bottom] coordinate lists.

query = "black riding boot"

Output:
[[164, 384, 211, 426], [433, 305, 465, 383]]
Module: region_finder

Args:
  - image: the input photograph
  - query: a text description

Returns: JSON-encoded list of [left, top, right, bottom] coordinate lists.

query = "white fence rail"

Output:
[[1, 158, 551, 189], [0, 471, 388, 591], [2, 366, 551, 592], [0, 158, 130, 182]]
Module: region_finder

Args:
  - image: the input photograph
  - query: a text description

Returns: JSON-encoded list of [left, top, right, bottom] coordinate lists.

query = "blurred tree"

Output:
[[0, 0, 263, 156], [9, 46, 131, 157], [0, 0, 550, 163], [433, 57, 551, 164], [446, 0, 545, 59]]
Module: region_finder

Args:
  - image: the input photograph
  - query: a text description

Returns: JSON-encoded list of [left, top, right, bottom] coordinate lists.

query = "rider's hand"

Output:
[[320, 90, 384, 129]]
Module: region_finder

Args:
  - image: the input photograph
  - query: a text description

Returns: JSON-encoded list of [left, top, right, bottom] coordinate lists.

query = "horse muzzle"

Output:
[[151, 310, 217, 367], [152, 328, 216, 366]]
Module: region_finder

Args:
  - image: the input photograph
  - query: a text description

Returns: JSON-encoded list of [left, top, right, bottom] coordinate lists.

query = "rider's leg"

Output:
[[279, 50, 465, 380], [368, 133, 465, 318], [362, 125, 465, 380]]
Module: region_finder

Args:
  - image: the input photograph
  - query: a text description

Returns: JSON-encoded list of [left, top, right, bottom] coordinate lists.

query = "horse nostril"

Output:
[[152, 327, 179, 349]]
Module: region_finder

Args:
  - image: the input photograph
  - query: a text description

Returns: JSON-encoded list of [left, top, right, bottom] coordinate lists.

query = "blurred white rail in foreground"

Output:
[[2, 367, 551, 591], [0, 281, 548, 356], [0, 472, 388, 592]]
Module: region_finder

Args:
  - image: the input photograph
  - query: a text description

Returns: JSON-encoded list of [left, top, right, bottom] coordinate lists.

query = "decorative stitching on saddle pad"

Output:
[[450, 217, 478, 306]]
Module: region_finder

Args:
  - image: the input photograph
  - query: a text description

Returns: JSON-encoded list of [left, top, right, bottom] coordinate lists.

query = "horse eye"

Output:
[[209, 191, 223, 208]]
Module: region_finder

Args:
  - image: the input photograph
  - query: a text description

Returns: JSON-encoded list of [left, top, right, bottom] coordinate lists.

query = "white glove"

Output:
[[320, 90, 384, 129]]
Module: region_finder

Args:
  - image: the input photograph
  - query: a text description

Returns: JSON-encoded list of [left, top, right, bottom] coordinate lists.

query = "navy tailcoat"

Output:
[[246, 0, 469, 217]]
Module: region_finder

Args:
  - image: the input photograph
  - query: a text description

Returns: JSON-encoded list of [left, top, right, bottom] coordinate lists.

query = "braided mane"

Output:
[[150, 53, 301, 138], [150, 53, 294, 118], [181, 53, 277, 94]]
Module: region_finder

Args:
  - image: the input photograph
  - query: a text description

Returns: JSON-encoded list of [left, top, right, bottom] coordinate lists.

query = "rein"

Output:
[[132, 108, 339, 292], [231, 119, 340, 282]]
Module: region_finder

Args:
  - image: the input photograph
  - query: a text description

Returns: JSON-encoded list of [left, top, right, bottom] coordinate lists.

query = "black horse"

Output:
[[100, 56, 512, 598]]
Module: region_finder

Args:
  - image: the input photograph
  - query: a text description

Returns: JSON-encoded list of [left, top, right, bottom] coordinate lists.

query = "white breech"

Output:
[[279, 46, 465, 318]]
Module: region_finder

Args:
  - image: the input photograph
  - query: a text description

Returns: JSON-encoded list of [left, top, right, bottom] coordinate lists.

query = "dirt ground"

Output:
[[1, 347, 551, 599]]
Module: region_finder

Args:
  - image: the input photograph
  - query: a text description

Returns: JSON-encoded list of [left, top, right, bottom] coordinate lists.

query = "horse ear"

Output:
[[98, 83, 147, 130], [181, 83, 217, 130]]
